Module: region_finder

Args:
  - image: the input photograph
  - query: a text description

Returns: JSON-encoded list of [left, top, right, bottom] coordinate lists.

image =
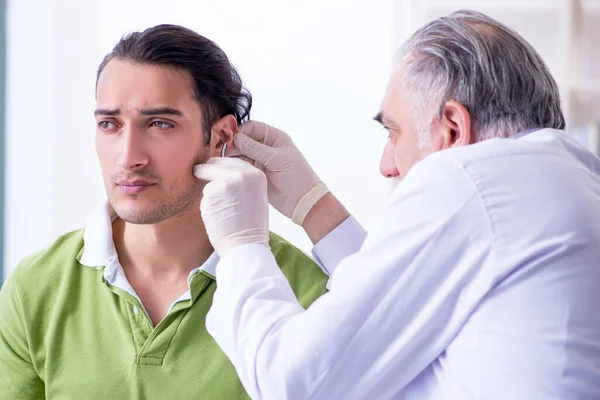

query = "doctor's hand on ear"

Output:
[[193, 157, 270, 256], [195, 119, 351, 252], [232, 121, 329, 226]]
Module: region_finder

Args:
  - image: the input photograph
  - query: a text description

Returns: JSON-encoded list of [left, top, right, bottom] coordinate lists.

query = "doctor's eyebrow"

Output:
[[374, 112, 398, 129]]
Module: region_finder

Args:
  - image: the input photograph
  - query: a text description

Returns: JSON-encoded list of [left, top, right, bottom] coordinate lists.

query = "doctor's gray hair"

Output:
[[398, 10, 565, 145]]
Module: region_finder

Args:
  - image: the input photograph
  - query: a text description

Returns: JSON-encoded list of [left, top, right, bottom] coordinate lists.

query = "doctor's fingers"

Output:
[[238, 120, 271, 143], [233, 133, 276, 166], [193, 157, 263, 182]]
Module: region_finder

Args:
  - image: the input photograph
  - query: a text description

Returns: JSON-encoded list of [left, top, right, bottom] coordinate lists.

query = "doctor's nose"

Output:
[[380, 140, 399, 178]]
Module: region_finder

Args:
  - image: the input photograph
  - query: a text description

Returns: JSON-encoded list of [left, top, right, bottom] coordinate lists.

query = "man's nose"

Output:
[[380, 139, 399, 178], [119, 126, 149, 171]]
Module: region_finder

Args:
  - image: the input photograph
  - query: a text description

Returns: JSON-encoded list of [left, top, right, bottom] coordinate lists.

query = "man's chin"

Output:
[[112, 208, 164, 225], [109, 199, 168, 225], [109, 196, 200, 225]]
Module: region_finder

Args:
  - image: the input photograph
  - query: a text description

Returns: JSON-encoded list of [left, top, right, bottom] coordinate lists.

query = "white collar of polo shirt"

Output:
[[78, 200, 219, 310]]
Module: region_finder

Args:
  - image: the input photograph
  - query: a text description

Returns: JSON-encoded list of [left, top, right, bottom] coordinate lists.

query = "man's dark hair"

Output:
[[96, 24, 252, 144]]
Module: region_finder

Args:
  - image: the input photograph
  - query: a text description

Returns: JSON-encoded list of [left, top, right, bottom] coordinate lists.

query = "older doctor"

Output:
[[194, 10, 600, 400]]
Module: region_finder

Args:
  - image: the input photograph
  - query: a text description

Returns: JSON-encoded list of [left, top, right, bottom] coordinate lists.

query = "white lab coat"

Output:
[[206, 129, 600, 400]]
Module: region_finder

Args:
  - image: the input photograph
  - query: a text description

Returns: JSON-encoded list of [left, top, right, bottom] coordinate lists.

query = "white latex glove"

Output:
[[193, 157, 270, 256], [233, 121, 329, 225]]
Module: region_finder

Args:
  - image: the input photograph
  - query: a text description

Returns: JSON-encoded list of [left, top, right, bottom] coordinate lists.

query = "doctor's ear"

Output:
[[208, 115, 238, 157], [438, 100, 473, 149]]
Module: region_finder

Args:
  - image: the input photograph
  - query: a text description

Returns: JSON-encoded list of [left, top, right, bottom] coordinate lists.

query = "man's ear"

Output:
[[208, 115, 238, 157], [438, 100, 473, 149]]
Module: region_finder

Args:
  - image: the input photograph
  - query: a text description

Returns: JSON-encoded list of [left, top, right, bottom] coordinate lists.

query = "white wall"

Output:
[[8, 0, 592, 279], [4, 0, 395, 276], [5, 0, 105, 276]]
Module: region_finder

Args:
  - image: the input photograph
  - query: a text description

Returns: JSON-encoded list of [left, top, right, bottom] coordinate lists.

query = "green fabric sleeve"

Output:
[[0, 270, 45, 399]]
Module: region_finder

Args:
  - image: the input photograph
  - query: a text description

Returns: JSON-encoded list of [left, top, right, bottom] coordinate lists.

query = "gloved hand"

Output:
[[193, 157, 270, 256], [233, 121, 329, 225]]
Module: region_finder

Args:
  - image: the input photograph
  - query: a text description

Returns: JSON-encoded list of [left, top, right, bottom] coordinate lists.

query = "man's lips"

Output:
[[117, 179, 154, 186], [117, 179, 156, 194]]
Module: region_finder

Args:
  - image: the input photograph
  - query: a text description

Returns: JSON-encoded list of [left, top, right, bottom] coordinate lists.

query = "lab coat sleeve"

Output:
[[311, 215, 367, 276], [206, 153, 497, 400]]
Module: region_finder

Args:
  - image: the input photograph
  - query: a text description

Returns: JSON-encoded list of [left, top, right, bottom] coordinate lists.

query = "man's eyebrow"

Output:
[[94, 108, 119, 116], [139, 107, 184, 117]]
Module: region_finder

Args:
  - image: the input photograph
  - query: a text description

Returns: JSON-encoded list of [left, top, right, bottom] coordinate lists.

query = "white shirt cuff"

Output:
[[311, 215, 367, 277]]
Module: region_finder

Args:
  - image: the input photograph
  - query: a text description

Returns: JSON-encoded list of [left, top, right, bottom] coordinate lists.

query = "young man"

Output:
[[0, 25, 328, 399]]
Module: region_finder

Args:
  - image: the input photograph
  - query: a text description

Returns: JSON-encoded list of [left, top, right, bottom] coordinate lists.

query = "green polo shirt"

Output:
[[0, 205, 328, 399]]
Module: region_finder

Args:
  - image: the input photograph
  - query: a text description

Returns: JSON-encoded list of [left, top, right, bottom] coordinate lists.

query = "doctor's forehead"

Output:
[[384, 64, 408, 98], [376, 63, 414, 124]]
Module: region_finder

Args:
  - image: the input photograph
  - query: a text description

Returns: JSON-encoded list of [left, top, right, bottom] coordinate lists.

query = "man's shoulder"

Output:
[[267, 231, 320, 272], [7, 229, 87, 294], [268, 232, 328, 307]]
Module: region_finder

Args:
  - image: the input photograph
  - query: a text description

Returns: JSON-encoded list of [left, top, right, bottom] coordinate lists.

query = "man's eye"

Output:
[[150, 121, 174, 129], [98, 121, 117, 130]]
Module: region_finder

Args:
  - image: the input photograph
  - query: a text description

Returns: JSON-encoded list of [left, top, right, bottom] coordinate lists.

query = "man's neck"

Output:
[[113, 207, 213, 280]]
